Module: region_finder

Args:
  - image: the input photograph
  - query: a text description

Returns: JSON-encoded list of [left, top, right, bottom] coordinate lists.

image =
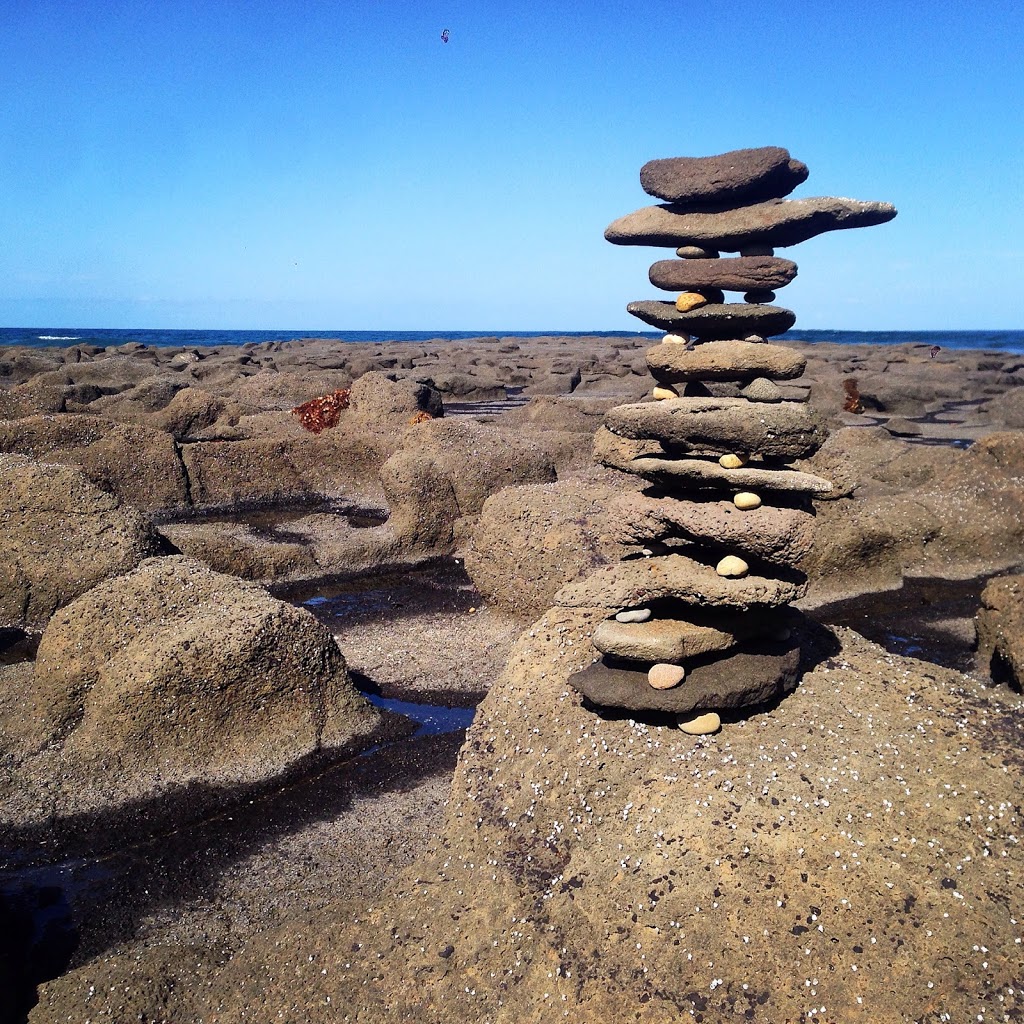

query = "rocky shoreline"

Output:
[[3, 331, 1024, 1021]]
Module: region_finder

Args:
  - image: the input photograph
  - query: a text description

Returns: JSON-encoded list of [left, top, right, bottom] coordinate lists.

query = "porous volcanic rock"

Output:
[[0, 454, 170, 629], [606, 196, 898, 250], [2, 556, 381, 830], [639, 146, 809, 204]]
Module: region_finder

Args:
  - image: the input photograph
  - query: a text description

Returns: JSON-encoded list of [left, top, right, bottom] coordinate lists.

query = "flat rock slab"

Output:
[[639, 147, 809, 205], [649, 255, 798, 293], [570, 639, 801, 714], [554, 553, 805, 610], [604, 397, 828, 460], [647, 339, 806, 384], [595, 441, 834, 495], [592, 606, 789, 662], [606, 196, 898, 251], [627, 301, 796, 338], [612, 492, 817, 564]]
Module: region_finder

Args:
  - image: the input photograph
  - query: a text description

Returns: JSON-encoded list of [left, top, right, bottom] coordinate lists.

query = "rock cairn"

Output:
[[562, 146, 896, 734]]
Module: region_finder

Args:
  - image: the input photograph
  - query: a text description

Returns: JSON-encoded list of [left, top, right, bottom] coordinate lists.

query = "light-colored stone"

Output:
[[740, 377, 784, 402], [719, 453, 747, 469], [716, 555, 750, 577], [648, 663, 686, 690], [652, 385, 678, 401], [675, 292, 707, 313], [678, 710, 721, 734], [733, 491, 763, 509], [675, 246, 718, 258], [662, 333, 690, 345], [615, 607, 651, 623]]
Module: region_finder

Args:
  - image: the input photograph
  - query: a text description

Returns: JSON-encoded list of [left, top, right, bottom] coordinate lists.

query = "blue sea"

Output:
[[1, 327, 1023, 354]]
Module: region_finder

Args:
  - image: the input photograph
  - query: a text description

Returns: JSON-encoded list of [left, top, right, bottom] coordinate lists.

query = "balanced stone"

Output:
[[740, 377, 784, 402], [606, 196, 898, 251], [649, 256, 798, 293], [676, 246, 718, 258], [733, 492, 762, 509], [716, 555, 749, 577], [719, 453, 747, 468], [640, 147, 809, 205], [646, 339, 806, 384], [554, 552, 805, 610], [745, 290, 776, 303], [678, 711, 721, 735], [626, 301, 796, 338], [648, 663, 686, 689], [615, 607, 651, 623], [603, 397, 828, 460], [569, 637, 802, 714], [593, 609, 786, 662], [675, 292, 707, 312], [593, 437, 833, 495], [652, 385, 678, 400], [613, 493, 816, 564]]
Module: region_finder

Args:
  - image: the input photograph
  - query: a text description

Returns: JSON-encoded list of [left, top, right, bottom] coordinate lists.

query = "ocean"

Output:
[[1, 327, 1023, 354]]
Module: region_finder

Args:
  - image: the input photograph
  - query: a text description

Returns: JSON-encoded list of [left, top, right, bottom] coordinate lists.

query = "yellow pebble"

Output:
[[716, 555, 749, 578], [678, 711, 721, 735], [662, 333, 689, 345], [674, 292, 707, 313], [652, 385, 678, 401], [718, 453, 747, 469], [733, 492, 762, 510]]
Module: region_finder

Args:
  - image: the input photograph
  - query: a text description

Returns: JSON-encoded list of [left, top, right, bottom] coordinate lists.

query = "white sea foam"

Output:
[[37, 335, 81, 340]]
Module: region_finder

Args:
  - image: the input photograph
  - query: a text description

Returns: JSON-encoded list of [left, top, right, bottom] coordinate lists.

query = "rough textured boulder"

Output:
[[1, 556, 381, 829], [465, 473, 631, 618], [640, 146, 809, 204], [348, 371, 444, 427], [975, 574, 1024, 688], [0, 414, 189, 511], [649, 254, 798, 292], [646, 339, 806, 384], [0, 455, 170, 629]]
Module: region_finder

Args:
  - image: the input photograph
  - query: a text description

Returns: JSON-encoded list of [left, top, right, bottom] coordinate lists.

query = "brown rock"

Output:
[[554, 552, 805, 610], [570, 636, 801, 713], [626, 301, 796, 338], [649, 255, 798, 293], [646, 339, 806, 384], [603, 397, 828, 460], [639, 147, 809, 205], [606, 196, 898, 251], [976, 574, 1024, 688]]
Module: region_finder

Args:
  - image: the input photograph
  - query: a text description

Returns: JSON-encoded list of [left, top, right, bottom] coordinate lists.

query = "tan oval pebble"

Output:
[[718, 453, 747, 469], [716, 555, 749, 577], [675, 291, 707, 313], [652, 385, 679, 400], [662, 333, 689, 345], [615, 607, 651, 623], [678, 711, 721, 735], [733, 492, 762, 510], [648, 663, 686, 690]]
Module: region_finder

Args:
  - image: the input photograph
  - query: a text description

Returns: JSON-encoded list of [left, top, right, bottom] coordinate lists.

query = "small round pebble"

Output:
[[652, 385, 679, 400], [716, 555, 749, 578], [662, 333, 689, 345], [648, 663, 686, 690], [733, 492, 762, 510], [615, 608, 651, 623], [676, 246, 718, 259], [744, 289, 776, 303], [743, 334, 766, 343], [678, 711, 721, 735], [718, 453, 747, 469], [675, 292, 707, 312], [740, 245, 774, 257]]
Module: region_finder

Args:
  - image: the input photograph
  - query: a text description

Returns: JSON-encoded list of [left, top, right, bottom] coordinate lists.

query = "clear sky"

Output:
[[1, 0, 1021, 332]]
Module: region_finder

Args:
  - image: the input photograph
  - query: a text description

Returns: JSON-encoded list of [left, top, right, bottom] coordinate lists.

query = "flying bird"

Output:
[[440, 28, 450, 42]]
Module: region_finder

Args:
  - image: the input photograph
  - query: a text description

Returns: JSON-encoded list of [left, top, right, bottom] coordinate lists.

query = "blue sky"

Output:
[[1, 0, 1021, 331]]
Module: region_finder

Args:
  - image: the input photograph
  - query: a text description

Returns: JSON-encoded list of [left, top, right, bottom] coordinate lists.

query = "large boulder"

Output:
[[465, 472, 631, 618], [0, 414, 189, 511], [0, 455, 169, 629], [1, 556, 381, 834]]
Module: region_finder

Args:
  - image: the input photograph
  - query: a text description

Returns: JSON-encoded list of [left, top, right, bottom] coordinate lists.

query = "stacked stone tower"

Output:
[[562, 147, 896, 734]]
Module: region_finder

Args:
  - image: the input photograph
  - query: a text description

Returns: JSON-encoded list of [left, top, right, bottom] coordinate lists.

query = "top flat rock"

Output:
[[640, 147, 809, 205], [606, 197, 898, 251]]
